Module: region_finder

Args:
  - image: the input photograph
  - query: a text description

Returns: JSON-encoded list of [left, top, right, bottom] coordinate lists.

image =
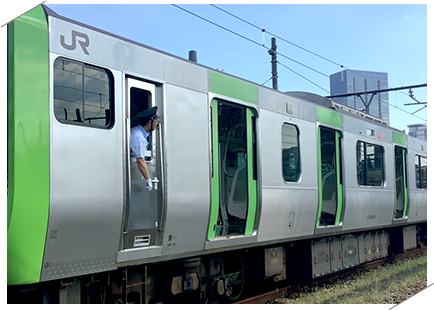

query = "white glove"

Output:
[[145, 178, 153, 191]]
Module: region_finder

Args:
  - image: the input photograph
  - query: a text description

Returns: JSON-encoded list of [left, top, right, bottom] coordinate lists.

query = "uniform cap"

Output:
[[136, 106, 159, 125]]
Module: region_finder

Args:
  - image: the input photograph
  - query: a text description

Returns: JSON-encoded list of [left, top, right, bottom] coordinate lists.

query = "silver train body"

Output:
[[8, 5, 427, 303]]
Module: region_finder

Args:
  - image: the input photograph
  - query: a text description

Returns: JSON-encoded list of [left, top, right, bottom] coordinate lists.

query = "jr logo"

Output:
[[60, 30, 90, 55]]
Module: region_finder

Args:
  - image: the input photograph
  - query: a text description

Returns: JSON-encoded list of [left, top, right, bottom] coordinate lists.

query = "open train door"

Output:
[[122, 78, 164, 251], [316, 126, 343, 227], [207, 99, 258, 239], [394, 145, 408, 219]]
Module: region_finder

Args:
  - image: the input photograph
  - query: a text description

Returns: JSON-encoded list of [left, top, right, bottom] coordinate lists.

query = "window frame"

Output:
[[53, 57, 115, 129], [281, 122, 301, 183], [356, 140, 385, 187]]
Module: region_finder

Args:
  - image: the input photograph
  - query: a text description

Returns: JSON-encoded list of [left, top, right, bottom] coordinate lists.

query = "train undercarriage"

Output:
[[8, 223, 427, 304]]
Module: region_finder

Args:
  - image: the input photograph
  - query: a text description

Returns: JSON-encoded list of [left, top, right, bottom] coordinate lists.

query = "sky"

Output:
[[1, 1, 428, 132]]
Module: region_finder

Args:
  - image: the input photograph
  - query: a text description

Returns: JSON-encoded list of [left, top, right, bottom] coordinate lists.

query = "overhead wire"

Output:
[[171, 4, 264, 49], [172, 4, 426, 121], [208, 5, 427, 121], [210, 4, 424, 102], [261, 76, 273, 86], [171, 4, 330, 94], [278, 62, 329, 94], [210, 4, 344, 68]]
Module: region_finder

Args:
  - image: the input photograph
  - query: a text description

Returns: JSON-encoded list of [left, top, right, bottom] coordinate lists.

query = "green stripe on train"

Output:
[[7, 5, 50, 285], [209, 71, 258, 104], [393, 131, 407, 147]]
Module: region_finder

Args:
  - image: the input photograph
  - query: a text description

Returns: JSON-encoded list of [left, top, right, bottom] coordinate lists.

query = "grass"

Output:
[[347, 272, 427, 304], [275, 253, 427, 304]]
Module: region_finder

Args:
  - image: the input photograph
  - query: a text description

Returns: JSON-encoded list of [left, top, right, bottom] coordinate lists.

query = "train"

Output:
[[7, 4, 427, 304]]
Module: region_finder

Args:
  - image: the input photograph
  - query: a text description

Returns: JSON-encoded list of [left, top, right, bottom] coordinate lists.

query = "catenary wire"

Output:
[[171, 4, 265, 49], [278, 61, 329, 94], [210, 4, 344, 68], [209, 4, 424, 101], [209, 4, 426, 117], [171, 5, 330, 89], [172, 4, 426, 121], [261, 76, 273, 86]]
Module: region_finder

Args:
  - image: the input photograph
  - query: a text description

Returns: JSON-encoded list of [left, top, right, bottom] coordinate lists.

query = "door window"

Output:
[[282, 123, 300, 182], [130, 87, 153, 160]]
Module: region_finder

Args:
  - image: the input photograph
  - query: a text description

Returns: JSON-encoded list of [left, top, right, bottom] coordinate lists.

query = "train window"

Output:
[[356, 141, 385, 186], [415, 155, 427, 189], [282, 123, 300, 182], [53, 57, 114, 129]]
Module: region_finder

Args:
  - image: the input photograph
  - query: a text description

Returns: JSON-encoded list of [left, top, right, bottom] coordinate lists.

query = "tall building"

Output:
[[408, 123, 427, 141], [330, 70, 390, 125]]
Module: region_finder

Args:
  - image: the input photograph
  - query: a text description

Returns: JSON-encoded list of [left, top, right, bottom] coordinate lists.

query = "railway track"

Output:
[[234, 246, 427, 304]]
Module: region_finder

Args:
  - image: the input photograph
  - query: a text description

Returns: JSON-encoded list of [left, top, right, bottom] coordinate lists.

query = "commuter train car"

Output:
[[8, 5, 427, 303]]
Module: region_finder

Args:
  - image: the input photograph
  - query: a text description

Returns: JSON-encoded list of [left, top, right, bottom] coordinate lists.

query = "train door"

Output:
[[207, 99, 258, 239], [316, 127, 343, 227], [123, 78, 163, 249], [394, 146, 408, 219]]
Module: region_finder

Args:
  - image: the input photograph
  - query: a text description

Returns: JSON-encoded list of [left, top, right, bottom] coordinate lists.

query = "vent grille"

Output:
[[134, 235, 151, 247]]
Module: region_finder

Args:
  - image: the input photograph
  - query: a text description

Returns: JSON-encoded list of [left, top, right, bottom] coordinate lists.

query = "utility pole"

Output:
[[268, 37, 278, 90]]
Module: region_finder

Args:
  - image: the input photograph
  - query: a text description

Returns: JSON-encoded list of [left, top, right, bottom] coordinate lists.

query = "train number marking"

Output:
[[60, 30, 90, 55]]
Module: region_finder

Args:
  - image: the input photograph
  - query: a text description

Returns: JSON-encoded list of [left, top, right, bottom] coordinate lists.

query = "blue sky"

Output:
[[2, 2, 428, 131]]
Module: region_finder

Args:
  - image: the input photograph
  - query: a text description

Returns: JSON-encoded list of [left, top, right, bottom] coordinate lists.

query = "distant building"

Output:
[[408, 123, 427, 141], [330, 69, 390, 125]]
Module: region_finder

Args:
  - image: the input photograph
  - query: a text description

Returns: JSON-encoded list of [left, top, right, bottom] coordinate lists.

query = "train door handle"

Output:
[[152, 177, 159, 190]]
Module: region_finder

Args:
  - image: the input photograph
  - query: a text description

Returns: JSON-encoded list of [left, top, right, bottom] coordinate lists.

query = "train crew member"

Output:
[[130, 106, 159, 191]]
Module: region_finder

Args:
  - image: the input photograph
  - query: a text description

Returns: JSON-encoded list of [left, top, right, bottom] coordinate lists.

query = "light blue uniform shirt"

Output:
[[130, 125, 149, 161]]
